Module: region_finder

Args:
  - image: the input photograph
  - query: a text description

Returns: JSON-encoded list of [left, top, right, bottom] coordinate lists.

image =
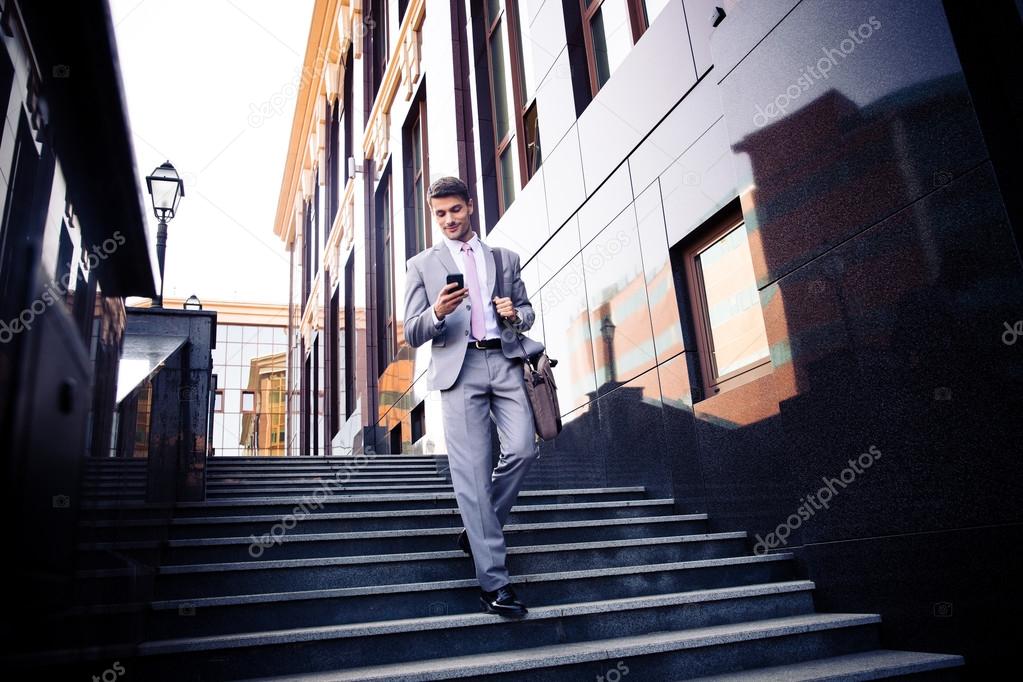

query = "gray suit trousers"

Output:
[[441, 345, 539, 591]]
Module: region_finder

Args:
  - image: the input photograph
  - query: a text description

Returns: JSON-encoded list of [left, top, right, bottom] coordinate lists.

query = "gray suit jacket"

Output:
[[403, 238, 544, 391]]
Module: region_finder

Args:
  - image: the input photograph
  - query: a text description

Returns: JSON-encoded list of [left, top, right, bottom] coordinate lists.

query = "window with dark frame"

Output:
[[55, 221, 73, 298], [241, 390, 255, 413], [389, 422, 402, 454], [343, 251, 356, 419], [479, 0, 543, 219], [368, 0, 389, 112], [326, 95, 341, 228], [376, 168, 397, 375], [411, 401, 425, 443], [302, 199, 312, 304], [680, 202, 771, 399], [214, 389, 224, 412], [342, 44, 354, 188], [301, 346, 310, 456], [312, 332, 321, 455], [578, 0, 668, 96], [404, 88, 431, 259], [329, 287, 340, 438]]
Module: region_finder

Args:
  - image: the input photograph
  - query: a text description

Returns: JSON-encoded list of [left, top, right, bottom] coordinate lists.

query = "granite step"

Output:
[[206, 483, 456, 498], [206, 467, 439, 478], [79, 487, 650, 519], [78, 499, 682, 540], [688, 649, 965, 680], [145, 559, 801, 639], [207, 456, 445, 464], [206, 476, 450, 487], [77, 533, 752, 602], [78, 515, 713, 566], [136, 612, 884, 681]]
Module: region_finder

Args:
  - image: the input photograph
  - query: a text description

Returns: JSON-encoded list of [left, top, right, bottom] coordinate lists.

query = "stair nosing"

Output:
[[80, 549, 792, 580], [78, 501, 685, 527], [152, 515, 712, 548], [80, 486, 649, 510], [138, 611, 878, 659], [148, 533, 748, 574], [149, 569, 808, 611], [687, 649, 967, 681]]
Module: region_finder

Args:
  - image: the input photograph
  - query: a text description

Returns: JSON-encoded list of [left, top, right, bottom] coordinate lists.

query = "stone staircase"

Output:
[[30, 455, 964, 679]]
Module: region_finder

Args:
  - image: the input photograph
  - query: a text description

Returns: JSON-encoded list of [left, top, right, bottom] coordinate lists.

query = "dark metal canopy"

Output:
[[15, 0, 159, 297]]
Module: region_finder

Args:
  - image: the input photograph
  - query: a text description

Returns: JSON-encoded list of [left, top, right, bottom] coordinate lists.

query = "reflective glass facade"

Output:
[[211, 323, 288, 456]]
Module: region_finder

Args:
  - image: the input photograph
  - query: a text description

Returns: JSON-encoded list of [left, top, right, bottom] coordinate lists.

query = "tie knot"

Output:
[[460, 242, 472, 253]]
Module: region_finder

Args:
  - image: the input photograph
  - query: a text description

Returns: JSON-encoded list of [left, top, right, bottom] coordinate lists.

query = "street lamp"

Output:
[[183, 294, 202, 311], [145, 161, 185, 309]]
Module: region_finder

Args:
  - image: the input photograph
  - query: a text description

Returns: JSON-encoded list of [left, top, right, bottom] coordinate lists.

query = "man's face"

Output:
[[429, 194, 474, 242]]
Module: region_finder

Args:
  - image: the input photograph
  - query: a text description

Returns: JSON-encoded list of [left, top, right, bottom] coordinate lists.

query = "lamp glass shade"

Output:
[[146, 162, 184, 219]]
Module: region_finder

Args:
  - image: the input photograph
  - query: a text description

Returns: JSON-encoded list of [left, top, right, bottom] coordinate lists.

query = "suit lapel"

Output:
[[433, 237, 496, 298], [433, 243, 457, 276]]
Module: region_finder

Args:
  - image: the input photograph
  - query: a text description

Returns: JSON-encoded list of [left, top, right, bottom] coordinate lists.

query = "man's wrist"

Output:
[[431, 305, 445, 325]]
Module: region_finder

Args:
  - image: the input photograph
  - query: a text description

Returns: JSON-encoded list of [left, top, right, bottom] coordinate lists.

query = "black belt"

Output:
[[467, 337, 502, 350]]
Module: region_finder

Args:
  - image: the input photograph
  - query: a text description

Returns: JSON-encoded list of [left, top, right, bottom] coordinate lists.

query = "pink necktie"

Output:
[[460, 242, 487, 341]]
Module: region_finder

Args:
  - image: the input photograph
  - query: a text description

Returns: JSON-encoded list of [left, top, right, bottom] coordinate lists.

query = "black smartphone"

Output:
[[445, 273, 464, 290]]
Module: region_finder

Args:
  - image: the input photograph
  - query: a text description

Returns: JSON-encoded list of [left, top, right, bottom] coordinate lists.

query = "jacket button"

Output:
[[464, 330, 468, 336]]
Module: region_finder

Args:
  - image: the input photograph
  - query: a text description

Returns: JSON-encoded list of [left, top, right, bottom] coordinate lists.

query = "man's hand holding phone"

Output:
[[433, 274, 467, 321]]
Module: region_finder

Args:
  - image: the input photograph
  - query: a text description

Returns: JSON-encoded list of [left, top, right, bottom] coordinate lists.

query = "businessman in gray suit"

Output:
[[403, 176, 542, 618]]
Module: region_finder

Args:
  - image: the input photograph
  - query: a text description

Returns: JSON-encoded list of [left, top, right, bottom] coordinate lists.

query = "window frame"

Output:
[[404, 90, 431, 258], [578, 0, 653, 96], [376, 168, 397, 374], [681, 208, 772, 398], [240, 390, 256, 414], [480, 0, 541, 218]]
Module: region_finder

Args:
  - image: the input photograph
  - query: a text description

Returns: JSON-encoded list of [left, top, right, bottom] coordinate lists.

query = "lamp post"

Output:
[[600, 313, 617, 384], [145, 161, 185, 309]]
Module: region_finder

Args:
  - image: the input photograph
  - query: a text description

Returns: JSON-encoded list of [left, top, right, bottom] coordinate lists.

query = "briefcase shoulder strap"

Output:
[[491, 247, 504, 298]]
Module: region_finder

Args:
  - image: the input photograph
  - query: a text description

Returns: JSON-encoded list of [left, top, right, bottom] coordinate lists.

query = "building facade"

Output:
[[274, 0, 1020, 673]]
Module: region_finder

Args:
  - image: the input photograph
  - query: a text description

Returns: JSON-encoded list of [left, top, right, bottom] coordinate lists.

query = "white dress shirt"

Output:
[[430, 233, 502, 340]]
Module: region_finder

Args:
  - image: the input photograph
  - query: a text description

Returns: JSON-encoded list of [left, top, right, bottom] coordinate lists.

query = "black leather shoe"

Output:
[[456, 529, 473, 558], [480, 583, 528, 618]]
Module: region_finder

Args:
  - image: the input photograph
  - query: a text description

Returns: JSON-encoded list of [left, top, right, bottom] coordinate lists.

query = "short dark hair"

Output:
[[427, 176, 471, 205]]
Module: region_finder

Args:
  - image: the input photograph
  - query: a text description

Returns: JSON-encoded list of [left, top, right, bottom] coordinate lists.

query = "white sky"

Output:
[[110, 0, 315, 306]]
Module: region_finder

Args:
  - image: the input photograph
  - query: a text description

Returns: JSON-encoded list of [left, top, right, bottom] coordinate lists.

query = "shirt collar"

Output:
[[442, 231, 480, 256]]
